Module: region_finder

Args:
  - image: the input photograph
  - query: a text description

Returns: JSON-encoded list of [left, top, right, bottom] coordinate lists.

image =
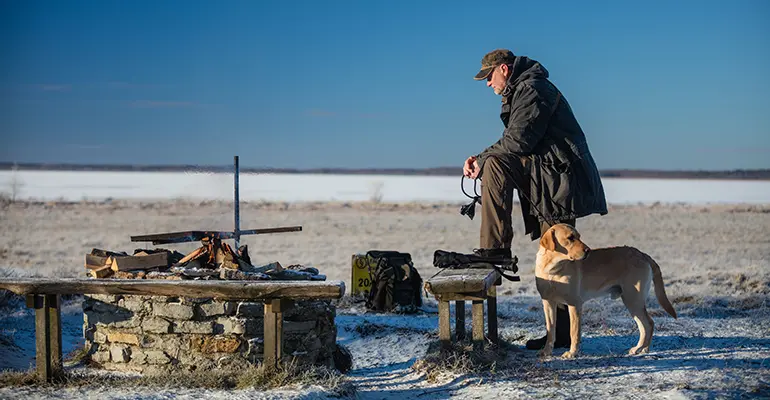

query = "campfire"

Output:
[[84, 229, 323, 281]]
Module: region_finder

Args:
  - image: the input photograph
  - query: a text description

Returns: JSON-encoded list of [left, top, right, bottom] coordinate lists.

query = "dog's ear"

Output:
[[540, 228, 556, 251]]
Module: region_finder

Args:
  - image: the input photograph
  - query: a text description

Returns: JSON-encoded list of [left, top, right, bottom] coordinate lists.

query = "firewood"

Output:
[[85, 254, 110, 270], [220, 269, 270, 280], [90, 248, 128, 258], [89, 265, 113, 278], [169, 266, 220, 278], [267, 269, 316, 281], [287, 264, 319, 275], [241, 261, 283, 274], [238, 245, 252, 265], [111, 252, 169, 272], [173, 247, 206, 267], [113, 271, 138, 279], [146, 272, 182, 280]]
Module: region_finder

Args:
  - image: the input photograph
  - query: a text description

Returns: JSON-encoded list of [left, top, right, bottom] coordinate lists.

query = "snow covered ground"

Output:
[[0, 173, 768, 399], [1, 170, 770, 204]]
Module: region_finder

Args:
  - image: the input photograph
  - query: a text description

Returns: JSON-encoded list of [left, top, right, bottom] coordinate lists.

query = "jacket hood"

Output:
[[501, 56, 549, 96]]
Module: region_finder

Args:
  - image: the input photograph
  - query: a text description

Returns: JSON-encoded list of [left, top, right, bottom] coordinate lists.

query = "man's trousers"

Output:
[[479, 154, 575, 248]]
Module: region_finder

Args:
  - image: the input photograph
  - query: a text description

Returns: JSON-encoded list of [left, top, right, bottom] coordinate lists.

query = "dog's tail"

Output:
[[645, 252, 677, 318]]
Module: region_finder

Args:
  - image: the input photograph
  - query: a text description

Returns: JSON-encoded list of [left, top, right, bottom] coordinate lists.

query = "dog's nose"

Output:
[[584, 247, 591, 255]]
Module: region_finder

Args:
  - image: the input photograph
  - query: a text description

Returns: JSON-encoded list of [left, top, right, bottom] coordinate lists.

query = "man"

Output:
[[464, 49, 608, 350]]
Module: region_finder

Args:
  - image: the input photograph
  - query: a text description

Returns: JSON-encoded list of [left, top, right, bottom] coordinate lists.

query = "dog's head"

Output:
[[539, 223, 591, 261]]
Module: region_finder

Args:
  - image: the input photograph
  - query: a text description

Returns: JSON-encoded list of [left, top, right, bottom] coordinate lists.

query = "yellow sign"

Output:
[[351, 254, 375, 296]]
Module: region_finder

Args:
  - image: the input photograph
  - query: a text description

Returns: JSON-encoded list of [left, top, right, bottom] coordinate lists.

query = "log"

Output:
[[85, 254, 110, 270], [241, 261, 283, 274], [0, 278, 346, 300], [90, 248, 128, 258], [267, 269, 319, 281], [173, 247, 206, 267], [111, 252, 170, 271], [89, 265, 113, 279]]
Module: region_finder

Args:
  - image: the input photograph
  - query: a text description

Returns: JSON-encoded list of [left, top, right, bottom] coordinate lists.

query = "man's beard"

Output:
[[493, 86, 504, 95]]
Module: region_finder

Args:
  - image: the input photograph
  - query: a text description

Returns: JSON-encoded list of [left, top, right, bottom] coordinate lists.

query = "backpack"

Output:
[[365, 250, 423, 313]]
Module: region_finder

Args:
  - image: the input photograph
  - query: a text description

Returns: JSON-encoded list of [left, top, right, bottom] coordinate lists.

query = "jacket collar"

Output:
[[501, 56, 550, 98]]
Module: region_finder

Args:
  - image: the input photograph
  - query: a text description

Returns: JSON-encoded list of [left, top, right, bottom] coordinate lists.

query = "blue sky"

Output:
[[1, 0, 768, 170]]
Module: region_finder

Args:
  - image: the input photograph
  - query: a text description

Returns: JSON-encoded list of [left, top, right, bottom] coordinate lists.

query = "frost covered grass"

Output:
[[0, 198, 768, 399]]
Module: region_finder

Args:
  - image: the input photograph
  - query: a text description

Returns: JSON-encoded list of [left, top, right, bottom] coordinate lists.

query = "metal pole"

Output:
[[234, 155, 240, 249]]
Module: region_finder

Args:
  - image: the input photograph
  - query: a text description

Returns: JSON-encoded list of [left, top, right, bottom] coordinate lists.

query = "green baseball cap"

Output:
[[473, 49, 516, 80]]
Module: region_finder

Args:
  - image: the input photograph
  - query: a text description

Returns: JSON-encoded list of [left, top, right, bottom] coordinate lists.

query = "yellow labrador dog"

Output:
[[535, 223, 677, 359]]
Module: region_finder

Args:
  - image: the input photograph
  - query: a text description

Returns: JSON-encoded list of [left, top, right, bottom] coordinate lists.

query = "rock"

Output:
[[142, 317, 171, 334], [119, 297, 149, 313], [284, 320, 316, 333], [106, 330, 141, 345], [153, 302, 194, 320], [110, 345, 131, 363], [93, 330, 108, 344], [190, 336, 242, 353], [236, 302, 264, 318], [144, 350, 171, 365], [174, 321, 213, 334], [333, 343, 352, 373], [197, 301, 236, 318], [91, 350, 111, 363], [214, 317, 246, 335]]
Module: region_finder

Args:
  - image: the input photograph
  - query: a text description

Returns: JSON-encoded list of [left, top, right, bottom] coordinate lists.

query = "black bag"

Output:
[[432, 250, 520, 282], [365, 250, 423, 313]]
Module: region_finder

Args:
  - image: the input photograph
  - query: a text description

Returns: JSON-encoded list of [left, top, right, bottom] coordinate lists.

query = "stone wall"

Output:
[[82, 294, 337, 373]]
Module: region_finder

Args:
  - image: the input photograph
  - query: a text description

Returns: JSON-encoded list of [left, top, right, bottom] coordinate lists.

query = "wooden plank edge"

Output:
[[0, 279, 346, 300]]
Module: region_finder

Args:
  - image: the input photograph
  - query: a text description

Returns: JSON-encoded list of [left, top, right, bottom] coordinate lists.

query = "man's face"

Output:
[[486, 64, 508, 95]]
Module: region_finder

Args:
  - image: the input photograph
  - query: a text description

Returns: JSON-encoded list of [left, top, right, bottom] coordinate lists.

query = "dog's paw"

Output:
[[628, 346, 649, 355], [538, 349, 552, 358], [561, 351, 578, 359]]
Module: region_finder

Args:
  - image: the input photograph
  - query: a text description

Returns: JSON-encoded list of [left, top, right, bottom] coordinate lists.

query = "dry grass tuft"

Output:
[[0, 359, 355, 396], [411, 338, 550, 384]]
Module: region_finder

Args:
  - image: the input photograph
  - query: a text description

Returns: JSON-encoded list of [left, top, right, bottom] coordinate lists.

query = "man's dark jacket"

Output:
[[476, 56, 608, 239]]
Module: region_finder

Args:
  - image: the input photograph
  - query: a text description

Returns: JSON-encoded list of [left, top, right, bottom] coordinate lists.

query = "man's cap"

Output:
[[473, 49, 516, 80]]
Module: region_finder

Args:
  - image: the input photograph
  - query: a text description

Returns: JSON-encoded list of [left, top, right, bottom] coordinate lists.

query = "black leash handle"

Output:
[[460, 175, 481, 220]]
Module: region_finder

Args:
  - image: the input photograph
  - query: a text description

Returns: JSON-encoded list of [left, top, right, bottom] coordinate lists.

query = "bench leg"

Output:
[[487, 287, 498, 345], [438, 300, 451, 350], [472, 300, 485, 351], [264, 299, 292, 369], [28, 294, 62, 382], [455, 300, 465, 341]]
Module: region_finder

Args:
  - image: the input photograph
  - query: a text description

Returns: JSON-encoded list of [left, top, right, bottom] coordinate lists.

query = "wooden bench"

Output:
[[424, 265, 504, 350], [0, 278, 345, 382]]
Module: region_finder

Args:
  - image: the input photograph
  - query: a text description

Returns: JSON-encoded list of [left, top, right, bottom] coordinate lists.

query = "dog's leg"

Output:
[[623, 295, 654, 355], [562, 304, 582, 359], [538, 299, 558, 358]]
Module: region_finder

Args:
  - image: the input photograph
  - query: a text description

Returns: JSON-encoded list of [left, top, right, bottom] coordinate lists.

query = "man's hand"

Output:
[[463, 156, 481, 179]]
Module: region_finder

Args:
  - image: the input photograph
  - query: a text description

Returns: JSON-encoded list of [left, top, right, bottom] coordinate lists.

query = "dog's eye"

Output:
[[567, 235, 575, 241]]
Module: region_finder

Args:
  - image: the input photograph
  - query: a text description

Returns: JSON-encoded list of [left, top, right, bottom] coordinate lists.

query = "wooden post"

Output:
[[455, 300, 465, 341], [438, 300, 450, 350], [47, 294, 63, 378], [29, 294, 62, 382], [233, 155, 240, 249], [487, 286, 498, 345], [263, 298, 293, 368], [472, 300, 485, 351]]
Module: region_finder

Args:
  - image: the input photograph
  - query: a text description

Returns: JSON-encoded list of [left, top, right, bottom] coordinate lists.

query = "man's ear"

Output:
[[500, 63, 510, 77], [540, 228, 556, 251]]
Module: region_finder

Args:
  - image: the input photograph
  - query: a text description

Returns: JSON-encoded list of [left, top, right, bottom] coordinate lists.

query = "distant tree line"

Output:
[[1, 162, 769, 180]]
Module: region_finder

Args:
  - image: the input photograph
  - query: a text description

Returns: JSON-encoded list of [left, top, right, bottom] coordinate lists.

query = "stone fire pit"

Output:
[[83, 294, 337, 373], [81, 236, 339, 373]]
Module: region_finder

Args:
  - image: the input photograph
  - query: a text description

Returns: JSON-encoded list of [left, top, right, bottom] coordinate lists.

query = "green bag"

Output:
[[365, 250, 423, 313]]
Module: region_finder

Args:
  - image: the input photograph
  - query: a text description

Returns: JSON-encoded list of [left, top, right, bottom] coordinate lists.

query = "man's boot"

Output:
[[525, 305, 571, 350]]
